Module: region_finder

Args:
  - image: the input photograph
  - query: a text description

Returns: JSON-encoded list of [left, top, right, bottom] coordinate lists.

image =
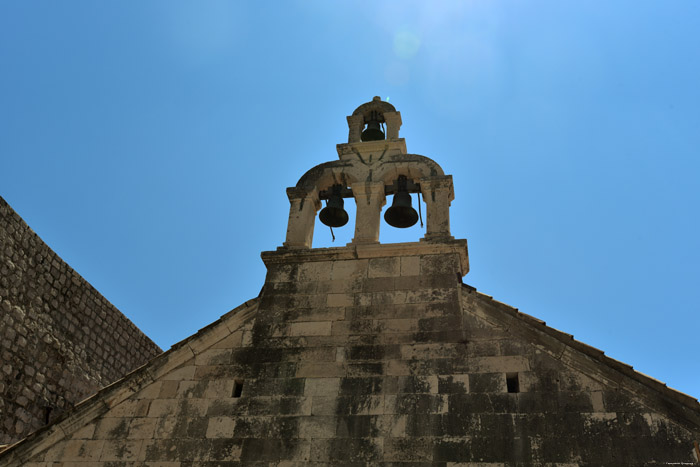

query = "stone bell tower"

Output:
[[283, 96, 463, 250]]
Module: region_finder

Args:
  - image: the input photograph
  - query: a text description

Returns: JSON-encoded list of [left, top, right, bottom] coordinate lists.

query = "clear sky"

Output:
[[2, 1, 699, 398]]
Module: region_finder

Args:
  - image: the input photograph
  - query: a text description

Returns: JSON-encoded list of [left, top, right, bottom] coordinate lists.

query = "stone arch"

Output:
[[374, 154, 445, 186], [296, 161, 360, 193]]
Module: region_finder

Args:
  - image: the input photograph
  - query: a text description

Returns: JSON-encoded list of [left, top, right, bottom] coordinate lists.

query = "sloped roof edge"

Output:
[[463, 283, 700, 414]]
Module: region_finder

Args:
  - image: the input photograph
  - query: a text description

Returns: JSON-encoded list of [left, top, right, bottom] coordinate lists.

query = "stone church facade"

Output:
[[1, 98, 699, 465]]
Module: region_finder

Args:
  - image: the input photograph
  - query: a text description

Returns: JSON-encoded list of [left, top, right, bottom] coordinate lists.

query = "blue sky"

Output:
[[2, 1, 699, 398]]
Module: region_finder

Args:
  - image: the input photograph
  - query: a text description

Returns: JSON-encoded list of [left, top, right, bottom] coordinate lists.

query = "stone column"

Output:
[[283, 187, 320, 249], [351, 181, 386, 245], [383, 111, 402, 140], [346, 115, 364, 143], [420, 175, 454, 241]]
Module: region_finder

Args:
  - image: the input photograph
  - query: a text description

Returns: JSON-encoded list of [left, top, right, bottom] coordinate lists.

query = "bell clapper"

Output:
[[417, 190, 424, 228]]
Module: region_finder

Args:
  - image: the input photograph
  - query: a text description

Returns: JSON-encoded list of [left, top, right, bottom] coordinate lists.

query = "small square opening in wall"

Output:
[[506, 372, 520, 393], [232, 380, 244, 398]]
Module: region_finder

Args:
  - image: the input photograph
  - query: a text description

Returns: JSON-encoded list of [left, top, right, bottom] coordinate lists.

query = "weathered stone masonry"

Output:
[[0, 196, 161, 444], [2, 243, 699, 465]]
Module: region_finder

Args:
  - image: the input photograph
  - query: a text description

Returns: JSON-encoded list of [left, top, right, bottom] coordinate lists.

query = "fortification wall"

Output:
[[0, 196, 161, 444]]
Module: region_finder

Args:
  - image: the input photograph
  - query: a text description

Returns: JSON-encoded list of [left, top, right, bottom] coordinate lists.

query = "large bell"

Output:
[[361, 114, 385, 142], [384, 190, 418, 228], [319, 187, 349, 228]]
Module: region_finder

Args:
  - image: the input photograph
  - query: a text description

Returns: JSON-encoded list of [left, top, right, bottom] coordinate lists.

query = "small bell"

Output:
[[319, 185, 349, 228], [384, 176, 419, 229], [361, 111, 385, 142]]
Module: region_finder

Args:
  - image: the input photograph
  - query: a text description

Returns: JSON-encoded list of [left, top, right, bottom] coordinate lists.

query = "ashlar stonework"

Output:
[[1, 97, 698, 465]]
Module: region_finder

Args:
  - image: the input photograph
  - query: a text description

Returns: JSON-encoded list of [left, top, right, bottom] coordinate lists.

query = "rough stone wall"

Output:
[[2, 244, 699, 465], [0, 196, 162, 444]]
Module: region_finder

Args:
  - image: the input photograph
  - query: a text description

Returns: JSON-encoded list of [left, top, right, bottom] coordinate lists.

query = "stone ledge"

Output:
[[263, 239, 469, 276]]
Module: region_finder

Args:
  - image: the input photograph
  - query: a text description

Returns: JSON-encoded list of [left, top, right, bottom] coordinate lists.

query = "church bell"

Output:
[[361, 111, 385, 142], [384, 176, 419, 229], [319, 185, 349, 228]]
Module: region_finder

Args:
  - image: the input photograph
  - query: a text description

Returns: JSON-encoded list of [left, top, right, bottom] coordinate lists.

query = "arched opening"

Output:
[[313, 183, 356, 248]]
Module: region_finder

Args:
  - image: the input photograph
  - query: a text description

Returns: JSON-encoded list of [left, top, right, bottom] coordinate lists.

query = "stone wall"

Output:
[[1, 241, 699, 465], [0, 196, 161, 444]]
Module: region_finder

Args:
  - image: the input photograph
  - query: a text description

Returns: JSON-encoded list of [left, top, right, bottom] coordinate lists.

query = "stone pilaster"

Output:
[[420, 175, 455, 241], [283, 187, 320, 249], [346, 114, 364, 144], [383, 111, 402, 140], [350, 181, 386, 245]]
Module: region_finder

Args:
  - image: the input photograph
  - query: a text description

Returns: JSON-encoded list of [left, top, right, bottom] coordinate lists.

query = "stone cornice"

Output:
[[263, 238, 469, 276]]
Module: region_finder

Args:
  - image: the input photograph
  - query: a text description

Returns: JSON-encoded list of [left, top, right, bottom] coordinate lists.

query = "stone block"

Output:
[[94, 417, 131, 439], [297, 261, 333, 283], [304, 377, 340, 397], [298, 416, 336, 438], [127, 417, 157, 439], [158, 380, 179, 398], [59, 439, 104, 462], [135, 381, 162, 399], [400, 256, 421, 276], [384, 437, 433, 462], [160, 364, 196, 381], [421, 253, 460, 275], [99, 439, 143, 461], [206, 416, 236, 438], [108, 399, 150, 417], [147, 399, 178, 418], [297, 362, 345, 378], [326, 293, 354, 307], [371, 290, 406, 305], [376, 318, 418, 333], [194, 348, 232, 366], [339, 376, 386, 396], [204, 379, 236, 399], [469, 373, 506, 393], [345, 344, 401, 361], [176, 380, 209, 399], [438, 375, 470, 394], [288, 321, 332, 337], [331, 259, 368, 281], [346, 362, 385, 377], [398, 375, 439, 394], [368, 257, 400, 278], [284, 306, 345, 322]]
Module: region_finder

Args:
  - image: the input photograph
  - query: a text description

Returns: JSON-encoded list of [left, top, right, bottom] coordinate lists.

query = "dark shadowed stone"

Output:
[[208, 438, 243, 461], [347, 362, 385, 377], [346, 345, 400, 361], [384, 437, 434, 462], [245, 378, 305, 396], [395, 394, 446, 414], [320, 438, 383, 462], [417, 316, 462, 333], [340, 377, 384, 395], [468, 373, 504, 393], [448, 393, 518, 414], [240, 438, 302, 462], [432, 438, 471, 462], [335, 415, 379, 438], [437, 375, 469, 394], [516, 392, 559, 413], [557, 391, 593, 412]]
